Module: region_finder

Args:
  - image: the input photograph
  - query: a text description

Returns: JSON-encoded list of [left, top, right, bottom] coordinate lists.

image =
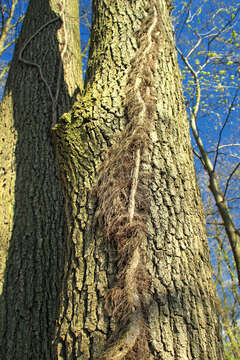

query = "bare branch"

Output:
[[82, 38, 90, 57], [174, 0, 193, 41], [213, 89, 239, 171], [0, 0, 18, 56], [224, 162, 240, 199], [177, 45, 240, 289], [1, 36, 16, 53], [0, 63, 9, 81], [216, 144, 240, 150], [8, 14, 24, 32], [186, 36, 202, 60]]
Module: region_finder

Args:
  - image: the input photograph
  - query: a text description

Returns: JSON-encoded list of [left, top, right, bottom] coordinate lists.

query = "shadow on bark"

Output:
[[0, 1, 80, 358]]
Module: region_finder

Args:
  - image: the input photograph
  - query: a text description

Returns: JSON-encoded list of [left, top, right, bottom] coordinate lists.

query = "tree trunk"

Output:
[[0, 0, 224, 359], [52, 0, 224, 359], [0, 0, 82, 358]]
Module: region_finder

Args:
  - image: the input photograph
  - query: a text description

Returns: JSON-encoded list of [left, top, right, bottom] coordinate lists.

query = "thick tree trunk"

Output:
[[0, 0, 223, 359], [52, 0, 224, 359], [0, 0, 82, 358]]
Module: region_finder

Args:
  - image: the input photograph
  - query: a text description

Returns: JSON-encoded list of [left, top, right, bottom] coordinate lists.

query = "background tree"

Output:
[[173, 1, 240, 357], [0, 0, 82, 357], [0, 0, 91, 96], [0, 0, 27, 90], [0, 0, 224, 359]]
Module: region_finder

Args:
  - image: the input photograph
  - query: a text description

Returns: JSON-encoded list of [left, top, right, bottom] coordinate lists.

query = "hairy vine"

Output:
[[95, 3, 162, 359]]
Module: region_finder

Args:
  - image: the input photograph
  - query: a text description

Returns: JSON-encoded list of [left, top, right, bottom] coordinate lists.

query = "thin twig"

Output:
[[224, 162, 240, 198], [213, 89, 239, 171]]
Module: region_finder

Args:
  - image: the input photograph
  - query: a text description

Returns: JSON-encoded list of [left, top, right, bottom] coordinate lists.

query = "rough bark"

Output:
[[52, 0, 224, 359], [0, 0, 82, 358], [0, 0, 224, 359]]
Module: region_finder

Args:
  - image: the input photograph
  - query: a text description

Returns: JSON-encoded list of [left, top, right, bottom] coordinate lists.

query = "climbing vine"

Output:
[[95, 2, 165, 359]]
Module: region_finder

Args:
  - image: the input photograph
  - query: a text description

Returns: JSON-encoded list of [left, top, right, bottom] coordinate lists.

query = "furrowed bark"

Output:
[[52, 0, 223, 359], [0, 0, 82, 358]]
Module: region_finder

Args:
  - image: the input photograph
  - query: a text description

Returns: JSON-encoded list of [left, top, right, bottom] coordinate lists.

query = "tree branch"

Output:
[[177, 46, 240, 289]]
